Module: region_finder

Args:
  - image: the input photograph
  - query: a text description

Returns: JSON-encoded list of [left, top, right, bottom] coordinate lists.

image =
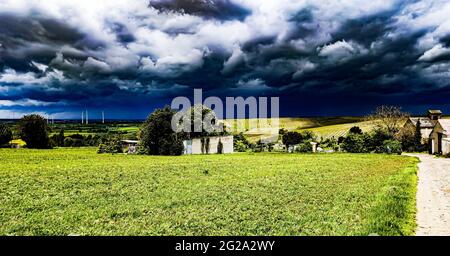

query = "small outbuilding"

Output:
[[183, 135, 233, 154], [429, 119, 450, 155], [9, 139, 26, 148], [121, 140, 138, 154]]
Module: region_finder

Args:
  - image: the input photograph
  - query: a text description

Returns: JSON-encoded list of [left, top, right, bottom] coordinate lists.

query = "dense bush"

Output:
[[349, 126, 363, 134], [267, 142, 275, 152], [295, 142, 313, 153], [341, 133, 370, 153], [253, 140, 275, 152], [282, 131, 302, 149], [368, 128, 394, 152], [395, 126, 415, 152], [233, 132, 253, 152], [282, 130, 317, 152], [319, 137, 338, 151], [159, 134, 184, 155], [252, 140, 264, 152], [234, 140, 248, 152], [342, 128, 404, 154], [381, 140, 402, 155], [105, 137, 123, 154], [0, 123, 12, 146], [65, 134, 83, 147], [18, 114, 51, 149], [140, 106, 185, 155], [97, 137, 123, 154], [63, 137, 74, 147], [97, 144, 107, 154]]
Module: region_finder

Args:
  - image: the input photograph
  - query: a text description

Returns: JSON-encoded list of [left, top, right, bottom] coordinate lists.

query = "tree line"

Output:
[[0, 105, 428, 155], [0, 114, 133, 149]]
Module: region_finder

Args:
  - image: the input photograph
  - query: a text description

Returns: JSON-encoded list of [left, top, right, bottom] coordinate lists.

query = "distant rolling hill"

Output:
[[297, 120, 374, 139], [224, 117, 373, 142]]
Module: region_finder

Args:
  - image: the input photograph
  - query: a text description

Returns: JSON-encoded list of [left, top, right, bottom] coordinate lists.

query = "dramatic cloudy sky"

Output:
[[1, 0, 450, 119]]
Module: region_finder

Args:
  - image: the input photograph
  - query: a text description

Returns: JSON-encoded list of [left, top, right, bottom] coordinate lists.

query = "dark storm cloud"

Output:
[[284, 8, 318, 41], [332, 12, 394, 46], [108, 22, 136, 44], [439, 34, 450, 47], [0, 15, 82, 46], [2, 0, 450, 118], [241, 36, 277, 52], [149, 0, 251, 21], [294, 31, 427, 93], [0, 14, 98, 73]]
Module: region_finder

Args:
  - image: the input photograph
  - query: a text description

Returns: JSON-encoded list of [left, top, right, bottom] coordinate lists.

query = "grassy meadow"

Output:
[[0, 148, 417, 236]]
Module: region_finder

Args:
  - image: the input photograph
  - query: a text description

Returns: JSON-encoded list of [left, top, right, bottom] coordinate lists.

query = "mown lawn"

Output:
[[0, 148, 417, 236]]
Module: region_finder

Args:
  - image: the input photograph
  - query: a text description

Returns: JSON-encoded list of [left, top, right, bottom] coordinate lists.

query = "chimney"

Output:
[[428, 109, 442, 123]]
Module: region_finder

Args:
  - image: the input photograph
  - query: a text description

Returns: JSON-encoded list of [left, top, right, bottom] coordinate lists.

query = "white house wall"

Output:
[[429, 121, 450, 154], [191, 139, 202, 154], [443, 140, 450, 155], [185, 136, 234, 154], [421, 128, 433, 141]]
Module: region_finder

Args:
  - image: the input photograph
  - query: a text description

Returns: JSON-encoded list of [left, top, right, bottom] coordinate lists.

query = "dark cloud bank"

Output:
[[1, 0, 450, 119]]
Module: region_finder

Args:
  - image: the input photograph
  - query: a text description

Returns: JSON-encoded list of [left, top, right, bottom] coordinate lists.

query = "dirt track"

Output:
[[405, 154, 450, 236]]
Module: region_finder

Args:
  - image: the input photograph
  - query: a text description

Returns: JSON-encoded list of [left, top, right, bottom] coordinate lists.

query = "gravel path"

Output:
[[405, 154, 450, 236]]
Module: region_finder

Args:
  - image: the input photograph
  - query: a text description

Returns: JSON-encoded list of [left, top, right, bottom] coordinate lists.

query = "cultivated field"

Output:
[[0, 148, 417, 236], [298, 120, 375, 139], [224, 117, 372, 141]]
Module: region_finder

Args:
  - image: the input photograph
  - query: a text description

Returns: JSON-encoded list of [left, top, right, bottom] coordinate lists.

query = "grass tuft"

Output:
[[363, 158, 418, 236]]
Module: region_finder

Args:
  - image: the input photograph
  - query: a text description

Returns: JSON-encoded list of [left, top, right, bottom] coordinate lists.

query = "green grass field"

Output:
[[0, 148, 417, 236]]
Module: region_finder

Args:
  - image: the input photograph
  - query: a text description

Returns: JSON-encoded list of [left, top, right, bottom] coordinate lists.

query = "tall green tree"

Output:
[[0, 123, 13, 146], [414, 119, 422, 151], [185, 105, 227, 138], [18, 114, 51, 149], [282, 131, 302, 150], [140, 106, 184, 155], [57, 129, 65, 147], [217, 139, 223, 154]]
